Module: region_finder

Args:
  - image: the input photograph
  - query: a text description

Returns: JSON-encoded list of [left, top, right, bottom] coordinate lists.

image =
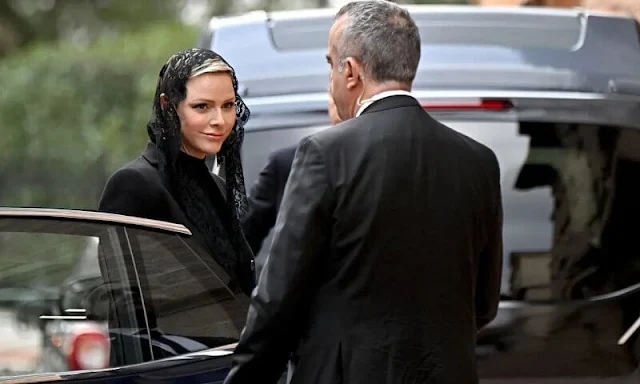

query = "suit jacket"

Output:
[[224, 95, 503, 384], [98, 141, 254, 294], [242, 145, 297, 255]]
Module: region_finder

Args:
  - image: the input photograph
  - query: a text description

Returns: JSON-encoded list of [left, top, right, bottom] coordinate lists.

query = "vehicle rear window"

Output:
[[268, 10, 582, 51]]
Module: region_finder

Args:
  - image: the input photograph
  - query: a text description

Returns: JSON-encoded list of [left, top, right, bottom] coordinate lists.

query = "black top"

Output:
[[177, 151, 232, 225], [98, 142, 255, 296]]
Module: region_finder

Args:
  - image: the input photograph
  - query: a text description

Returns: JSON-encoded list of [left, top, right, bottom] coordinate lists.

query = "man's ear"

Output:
[[344, 57, 362, 91], [159, 93, 169, 110]]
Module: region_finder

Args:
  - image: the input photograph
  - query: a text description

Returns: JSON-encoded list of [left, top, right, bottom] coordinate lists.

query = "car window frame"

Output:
[[0, 216, 155, 375], [123, 226, 250, 361]]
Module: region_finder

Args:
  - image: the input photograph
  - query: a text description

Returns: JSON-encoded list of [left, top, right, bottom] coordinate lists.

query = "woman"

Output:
[[99, 48, 255, 295]]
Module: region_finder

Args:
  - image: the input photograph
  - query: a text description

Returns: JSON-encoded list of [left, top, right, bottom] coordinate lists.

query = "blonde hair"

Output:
[[190, 57, 233, 78]]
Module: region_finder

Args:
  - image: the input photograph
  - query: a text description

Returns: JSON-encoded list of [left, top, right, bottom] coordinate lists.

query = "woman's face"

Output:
[[175, 72, 236, 159]]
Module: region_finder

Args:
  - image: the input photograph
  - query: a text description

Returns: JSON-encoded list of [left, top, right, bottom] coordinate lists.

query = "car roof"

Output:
[[201, 5, 640, 100], [0, 208, 191, 236]]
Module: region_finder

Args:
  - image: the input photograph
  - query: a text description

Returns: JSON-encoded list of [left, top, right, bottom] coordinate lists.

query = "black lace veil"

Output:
[[145, 48, 254, 294], [146, 48, 250, 219]]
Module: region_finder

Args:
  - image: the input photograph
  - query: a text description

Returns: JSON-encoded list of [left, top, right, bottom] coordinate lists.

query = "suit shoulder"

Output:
[[105, 156, 162, 191], [262, 145, 298, 175], [459, 129, 498, 166], [435, 120, 494, 158], [307, 118, 359, 147], [440, 123, 500, 180], [99, 156, 165, 216], [271, 145, 298, 164]]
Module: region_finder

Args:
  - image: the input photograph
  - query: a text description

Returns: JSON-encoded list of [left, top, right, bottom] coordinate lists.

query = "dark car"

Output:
[[199, 4, 640, 383], [0, 207, 247, 382]]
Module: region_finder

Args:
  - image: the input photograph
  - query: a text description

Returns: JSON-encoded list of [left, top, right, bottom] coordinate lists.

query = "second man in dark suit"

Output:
[[241, 96, 342, 258]]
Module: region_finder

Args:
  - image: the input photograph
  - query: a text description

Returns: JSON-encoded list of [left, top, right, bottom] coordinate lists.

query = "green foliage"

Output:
[[0, 0, 194, 55], [0, 22, 198, 209]]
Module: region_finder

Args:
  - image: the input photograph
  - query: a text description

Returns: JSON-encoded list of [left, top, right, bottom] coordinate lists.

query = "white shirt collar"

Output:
[[205, 155, 220, 175], [355, 90, 415, 117]]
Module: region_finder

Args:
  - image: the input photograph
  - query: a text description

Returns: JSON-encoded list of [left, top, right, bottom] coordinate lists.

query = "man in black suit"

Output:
[[241, 96, 342, 257], [225, 1, 503, 383]]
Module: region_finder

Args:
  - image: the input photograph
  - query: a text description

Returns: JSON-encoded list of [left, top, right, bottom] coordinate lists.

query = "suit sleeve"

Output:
[[225, 137, 332, 384], [98, 168, 155, 219], [476, 152, 504, 330], [241, 153, 280, 254]]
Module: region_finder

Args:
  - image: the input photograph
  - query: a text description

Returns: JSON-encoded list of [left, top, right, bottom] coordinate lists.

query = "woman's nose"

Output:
[[209, 108, 224, 126]]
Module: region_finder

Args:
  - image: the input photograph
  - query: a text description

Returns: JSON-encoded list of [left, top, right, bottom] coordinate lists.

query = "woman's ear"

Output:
[[159, 93, 169, 110]]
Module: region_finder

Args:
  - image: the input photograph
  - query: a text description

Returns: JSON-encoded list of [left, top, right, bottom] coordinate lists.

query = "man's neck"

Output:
[[361, 81, 411, 102], [352, 81, 413, 118]]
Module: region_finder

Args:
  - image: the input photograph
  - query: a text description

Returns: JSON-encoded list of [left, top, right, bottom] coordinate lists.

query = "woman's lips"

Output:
[[203, 132, 223, 139]]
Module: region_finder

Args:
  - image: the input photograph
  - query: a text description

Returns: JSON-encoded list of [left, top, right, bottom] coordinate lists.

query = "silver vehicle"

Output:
[[199, 5, 640, 381]]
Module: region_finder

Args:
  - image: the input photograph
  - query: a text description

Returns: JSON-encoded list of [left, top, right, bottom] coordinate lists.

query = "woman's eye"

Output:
[[223, 102, 235, 109], [193, 104, 207, 110]]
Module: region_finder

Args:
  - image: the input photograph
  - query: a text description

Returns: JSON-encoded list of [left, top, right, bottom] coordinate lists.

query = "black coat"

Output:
[[242, 145, 297, 255], [98, 141, 255, 295], [225, 95, 504, 384]]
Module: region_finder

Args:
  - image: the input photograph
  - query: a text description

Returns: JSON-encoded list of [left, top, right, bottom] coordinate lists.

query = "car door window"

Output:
[[126, 228, 248, 361], [0, 217, 146, 377]]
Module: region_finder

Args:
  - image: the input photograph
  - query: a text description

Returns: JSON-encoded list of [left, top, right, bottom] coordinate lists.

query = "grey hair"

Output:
[[335, 0, 421, 84]]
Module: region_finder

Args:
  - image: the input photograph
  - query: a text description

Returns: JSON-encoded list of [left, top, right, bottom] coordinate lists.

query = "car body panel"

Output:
[[0, 209, 246, 383], [206, 6, 640, 102]]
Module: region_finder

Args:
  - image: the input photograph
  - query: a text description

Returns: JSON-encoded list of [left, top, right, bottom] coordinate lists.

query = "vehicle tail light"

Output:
[[67, 331, 110, 370], [421, 99, 513, 111]]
